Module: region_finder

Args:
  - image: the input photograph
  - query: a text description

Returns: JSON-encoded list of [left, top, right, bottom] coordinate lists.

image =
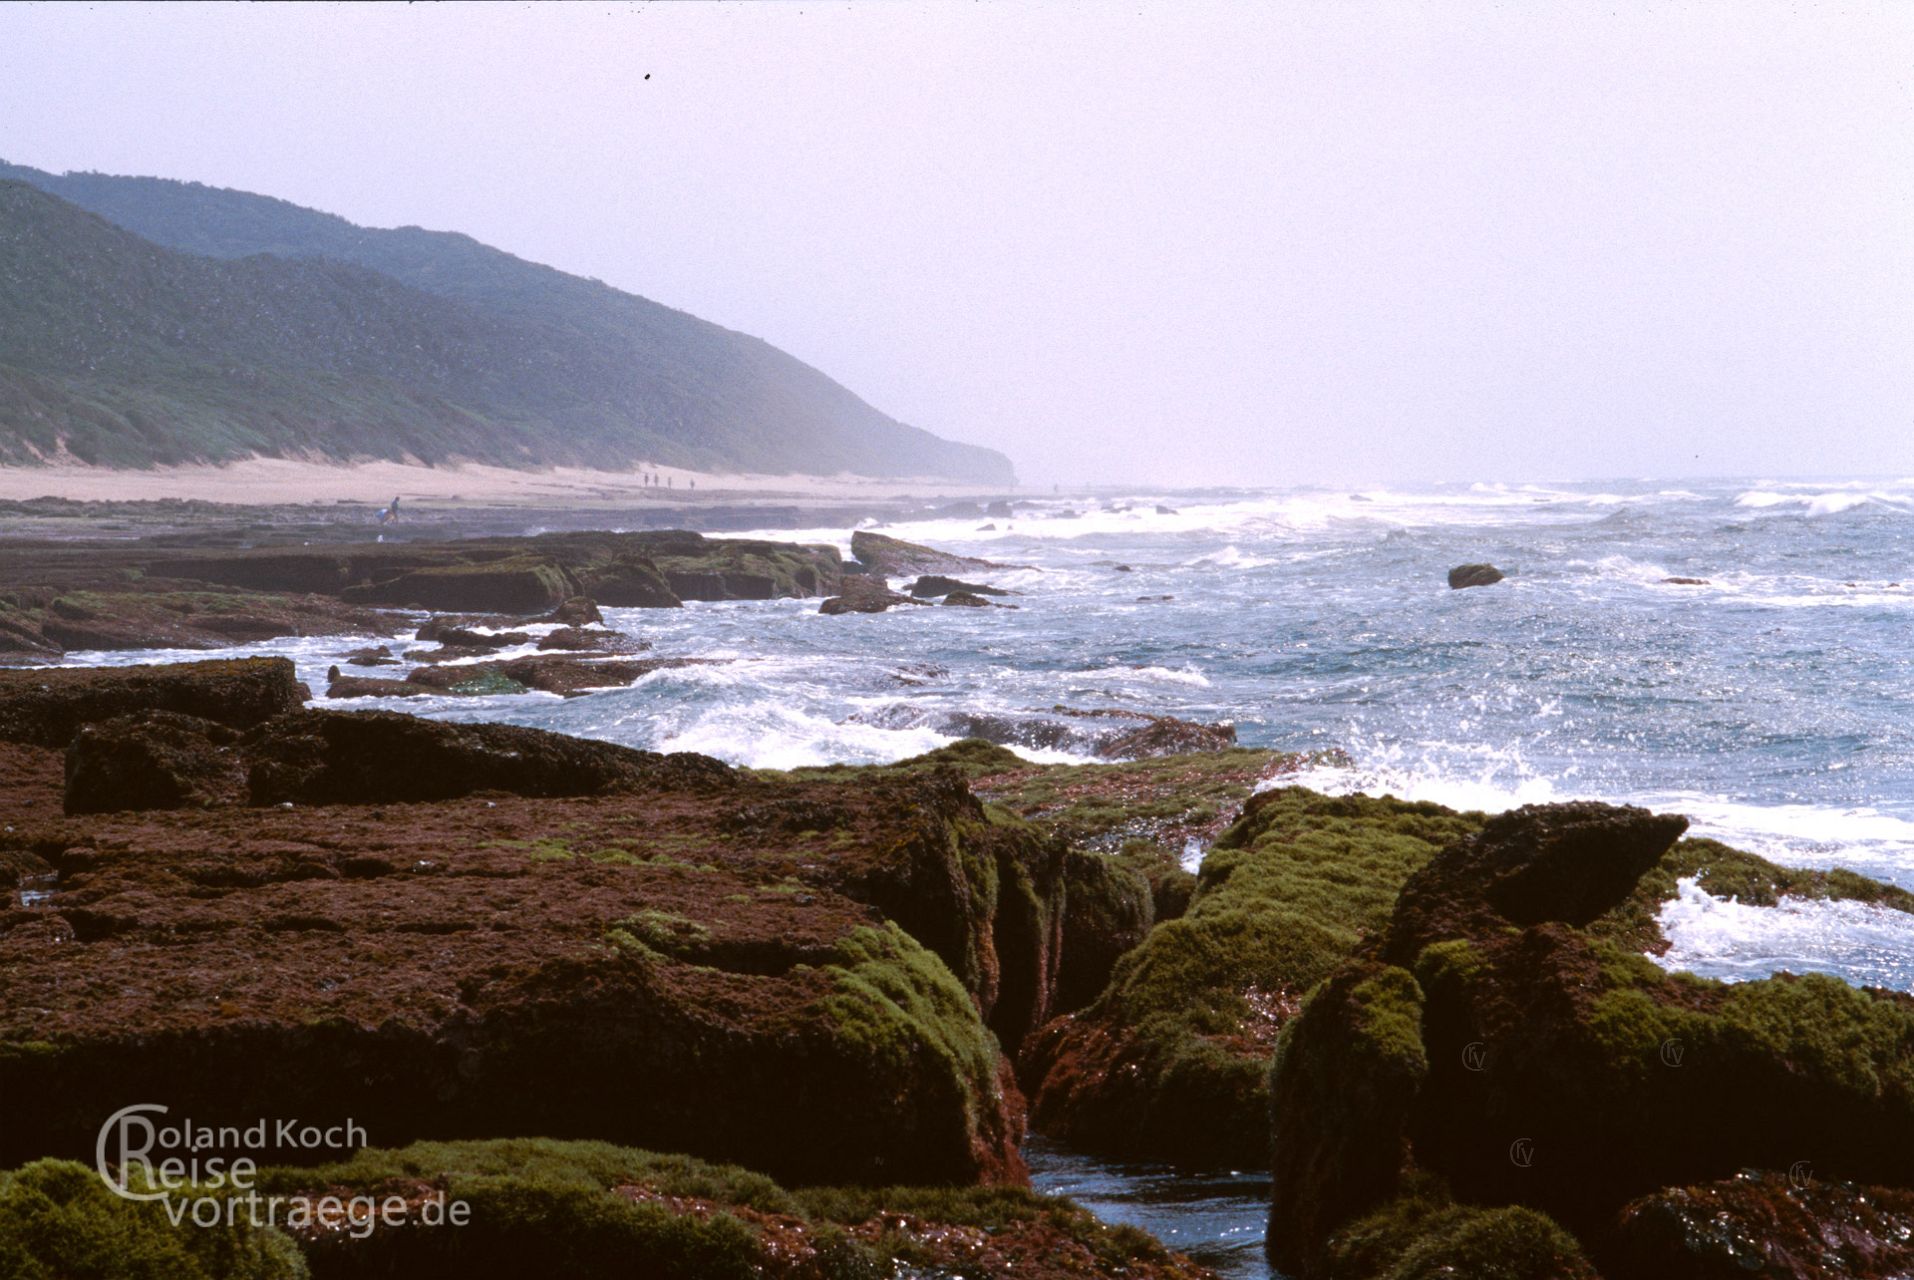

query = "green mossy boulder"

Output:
[[1269, 799, 1914, 1279], [0, 1159, 305, 1280], [1028, 787, 1482, 1166]]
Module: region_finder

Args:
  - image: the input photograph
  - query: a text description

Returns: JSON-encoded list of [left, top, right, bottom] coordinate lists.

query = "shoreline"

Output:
[[0, 457, 1018, 508]]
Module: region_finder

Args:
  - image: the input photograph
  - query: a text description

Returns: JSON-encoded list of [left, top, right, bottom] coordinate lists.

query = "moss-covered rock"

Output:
[[1027, 787, 1483, 1167], [0, 1159, 305, 1280], [1, 756, 1058, 1188], [1269, 798, 1914, 1279], [340, 554, 576, 614], [1324, 1181, 1595, 1280], [198, 1137, 1213, 1280]]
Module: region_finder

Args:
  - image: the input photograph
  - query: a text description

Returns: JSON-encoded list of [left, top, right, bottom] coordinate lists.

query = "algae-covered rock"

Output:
[[819, 576, 927, 615], [0, 756, 1064, 1188], [244, 709, 735, 805], [851, 531, 1016, 577], [1268, 798, 1914, 1278], [0, 1159, 306, 1280], [206, 1137, 1214, 1280], [1323, 1183, 1596, 1280], [340, 554, 576, 614], [0, 656, 308, 748], [1448, 563, 1505, 590], [1610, 1169, 1914, 1280], [64, 710, 247, 814], [1028, 787, 1482, 1167]]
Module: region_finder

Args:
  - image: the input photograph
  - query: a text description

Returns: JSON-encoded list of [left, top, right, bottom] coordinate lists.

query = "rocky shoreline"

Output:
[[6, 518, 1914, 1278]]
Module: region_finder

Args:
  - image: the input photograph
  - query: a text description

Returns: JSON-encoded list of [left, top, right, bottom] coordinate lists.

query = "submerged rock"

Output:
[[1448, 562, 1506, 589], [944, 590, 1010, 608]]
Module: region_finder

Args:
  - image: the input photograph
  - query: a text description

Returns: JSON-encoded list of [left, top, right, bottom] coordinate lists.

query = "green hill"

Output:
[[0, 162, 1012, 481]]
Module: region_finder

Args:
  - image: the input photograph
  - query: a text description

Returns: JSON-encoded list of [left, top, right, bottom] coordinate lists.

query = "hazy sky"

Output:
[[1, 2, 1909, 486]]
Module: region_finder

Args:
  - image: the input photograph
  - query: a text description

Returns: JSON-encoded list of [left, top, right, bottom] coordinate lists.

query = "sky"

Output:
[[0, 2, 1909, 487]]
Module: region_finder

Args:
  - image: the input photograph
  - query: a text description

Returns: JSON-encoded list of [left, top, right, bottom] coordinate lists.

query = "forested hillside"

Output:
[[0, 163, 1012, 481]]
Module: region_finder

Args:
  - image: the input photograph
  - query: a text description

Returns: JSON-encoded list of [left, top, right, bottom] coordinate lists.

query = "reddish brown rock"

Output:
[[1611, 1170, 1914, 1280], [63, 711, 247, 815], [0, 657, 308, 748], [0, 759, 1059, 1189]]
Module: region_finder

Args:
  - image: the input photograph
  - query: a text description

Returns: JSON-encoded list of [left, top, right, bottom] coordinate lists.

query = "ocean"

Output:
[[69, 475, 1914, 1276]]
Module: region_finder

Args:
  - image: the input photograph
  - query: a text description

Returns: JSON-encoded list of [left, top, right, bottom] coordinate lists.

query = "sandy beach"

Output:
[[0, 458, 1014, 508]]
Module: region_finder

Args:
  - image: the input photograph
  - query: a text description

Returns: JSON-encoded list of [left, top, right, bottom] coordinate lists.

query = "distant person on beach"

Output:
[[377, 496, 401, 524]]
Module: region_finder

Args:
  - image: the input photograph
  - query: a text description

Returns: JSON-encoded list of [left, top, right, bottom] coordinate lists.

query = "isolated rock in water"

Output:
[[0, 656, 308, 748], [850, 704, 1231, 760], [246, 709, 734, 806], [399, 654, 701, 698], [943, 591, 1003, 608], [431, 626, 532, 650], [544, 595, 606, 626], [339, 644, 397, 667], [1136, 594, 1174, 602], [1610, 1170, 1914, 1280], [64, 710, 247, 814], [1155, 505, 1179, 515], [851, 530, 1017, 577], [537, 626, 649, 653], [1447, 563, 1505, 590], [820, 575, 928, 615], [325, 666, 431, 699], [1662, 576, 1710, 586], [909, 575, 1010, 598]]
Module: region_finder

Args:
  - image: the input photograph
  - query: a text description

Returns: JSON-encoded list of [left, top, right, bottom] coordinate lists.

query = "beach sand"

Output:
[[0, 458, 1010, 508]]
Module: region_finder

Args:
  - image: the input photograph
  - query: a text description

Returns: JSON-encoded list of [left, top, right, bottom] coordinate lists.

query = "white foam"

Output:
[[1274, 746, 1561, 814], [1653, 876, 1914, 990], [1070, 664, 1213, 688]]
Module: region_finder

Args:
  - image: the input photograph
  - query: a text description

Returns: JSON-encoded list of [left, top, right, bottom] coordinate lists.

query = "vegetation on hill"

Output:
[[0, 163, 1012, 481]]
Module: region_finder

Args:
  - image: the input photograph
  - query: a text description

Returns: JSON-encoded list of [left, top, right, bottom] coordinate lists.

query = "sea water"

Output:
[[69, 475, 1914, 1276]]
